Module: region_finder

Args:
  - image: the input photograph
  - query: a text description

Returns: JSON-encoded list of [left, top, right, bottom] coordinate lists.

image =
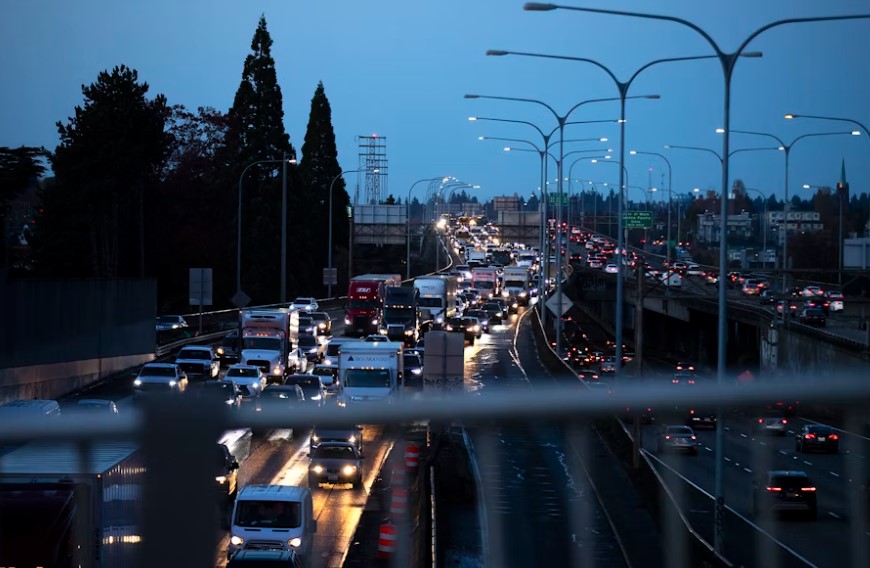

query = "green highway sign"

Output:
[[623, 210, 653, 229], [547, 193, 568, 206]]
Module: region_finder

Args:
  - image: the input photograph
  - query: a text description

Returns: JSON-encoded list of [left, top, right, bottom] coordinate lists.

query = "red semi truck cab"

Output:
[[344, 274, 401, 336]]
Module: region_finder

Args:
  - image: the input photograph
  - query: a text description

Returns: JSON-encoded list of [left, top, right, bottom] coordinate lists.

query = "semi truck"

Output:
[[380, 285, 421, 344], [471, 267, 500, 300], [0, 441, 145, 568], [501, 266, 532, 306], [337, 341, 404, 406], [240, 308, 300, 380], [344, 273, 402, 336], [414, 275, 459, 327]]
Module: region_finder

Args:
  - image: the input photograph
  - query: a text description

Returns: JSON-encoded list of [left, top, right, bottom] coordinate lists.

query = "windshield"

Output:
[[473, 281, 494, 290], [178, 349, 209, 360], [228, 368, 260, 378], [141, 366, 176, 377], [403, 355, 421, 368], [298, 336, 317, 348], [418, 298, 442, 308], [345, 369, 391, 388], [383, 308, 414, 322], [312, 445, 357, 459], [311, 313, 328, 321], [234, 500, 301, 528], [243, 337, 281, 351], [349, 299, 378, 310], [286, 376, 319, 388], [158, 316, 180, 323]]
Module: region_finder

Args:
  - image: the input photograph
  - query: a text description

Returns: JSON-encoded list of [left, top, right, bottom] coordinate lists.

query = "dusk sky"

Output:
[[2, 1, 869, 206]]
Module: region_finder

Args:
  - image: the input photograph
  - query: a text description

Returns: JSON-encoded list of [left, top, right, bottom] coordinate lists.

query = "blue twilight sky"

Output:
[[2, 0, 869, 206]]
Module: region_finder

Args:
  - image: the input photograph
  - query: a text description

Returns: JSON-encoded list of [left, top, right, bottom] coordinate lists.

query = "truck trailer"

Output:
[[471, 267, 500, 300], [240, 308, 300, 380], [344, 274, 401, 336], [337, 341, 404, 406], [501, 266, 532, 306], [380, 285, 421, 344], [0, 441, 145, 568], [414, 275, 459, 327]]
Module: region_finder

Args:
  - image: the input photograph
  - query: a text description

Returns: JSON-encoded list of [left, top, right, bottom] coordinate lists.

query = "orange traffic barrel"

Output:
[[404, 443, 420, 470], [376, 522, 397, 559], [390, 487, 409, 517]]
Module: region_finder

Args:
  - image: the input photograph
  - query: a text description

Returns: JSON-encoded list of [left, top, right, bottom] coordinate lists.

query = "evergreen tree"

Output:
[[35, 65, 168, 278], [0, 146, 46, 267], [226, 15, 299, 303], [299, 81, 348, 291]]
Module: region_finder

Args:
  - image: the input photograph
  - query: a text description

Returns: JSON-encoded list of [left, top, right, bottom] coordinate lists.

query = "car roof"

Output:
[[228, 364, 261, 370], [143, 363, 178, 369], [767, 470, 809, 478]]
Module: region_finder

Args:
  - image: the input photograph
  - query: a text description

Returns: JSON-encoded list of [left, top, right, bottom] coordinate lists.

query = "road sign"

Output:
[[623, 211, 653, 229], [545, 291, 572, 317], [323, 267, 338, 286], [547, 193, 568, 206], [189, 268, 213, 306]]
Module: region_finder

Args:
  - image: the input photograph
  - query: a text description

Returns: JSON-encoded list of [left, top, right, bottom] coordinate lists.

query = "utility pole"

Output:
[[632, 261, 645, 469]]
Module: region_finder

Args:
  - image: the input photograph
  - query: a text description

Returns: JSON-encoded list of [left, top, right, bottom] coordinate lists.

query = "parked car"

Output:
[[753, 470, 817, 520], [795, 424, 839, 454], [290, 296, 319, 312], [156, 314, 188, 332], [656, 425, 700, 454]]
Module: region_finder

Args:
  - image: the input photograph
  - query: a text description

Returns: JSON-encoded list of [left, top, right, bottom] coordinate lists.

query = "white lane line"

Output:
[[829, 471, 840, 478], [724, 457, 732, 462], [743, 467, 752, 474], [740, 433, 748, 438], [828, 512, 840, 520], [724, 426, 731, 431], [803, 461, 813, 466], [705, 446, 713, 452], [778, 450, 788, 456], [759, 441, 767, 446]]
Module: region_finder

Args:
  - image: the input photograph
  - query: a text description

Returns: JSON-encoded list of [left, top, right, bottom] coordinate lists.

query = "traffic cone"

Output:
[[390, 487, 409, 517], [376, 522, 397, 560], [404, 442, 420, 471]]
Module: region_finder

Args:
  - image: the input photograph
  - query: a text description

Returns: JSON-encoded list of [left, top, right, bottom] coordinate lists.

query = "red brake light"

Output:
[[804, 433, 816, 439], [782, 419, 788, 424], [829, 434, 838, 440], [801, 487, 816, 492], [766, 487, 782, 492], [758, 418, 763, 423], [665, 435, 671, 440], [690, 409, 696, 415]]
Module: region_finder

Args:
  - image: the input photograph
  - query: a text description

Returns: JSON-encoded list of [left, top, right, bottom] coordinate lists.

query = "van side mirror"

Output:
[[230, 460, 239, 470]]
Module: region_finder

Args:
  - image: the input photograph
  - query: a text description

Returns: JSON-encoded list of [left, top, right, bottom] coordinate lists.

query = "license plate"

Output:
[[328, 475, 338, 482], [818, 437, 826, 441]]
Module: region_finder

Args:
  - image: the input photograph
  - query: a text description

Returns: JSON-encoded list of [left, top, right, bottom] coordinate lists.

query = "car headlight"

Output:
[[289, 537, 302, 548], [225, 398, 236, 405], [313, 465, 324, 474], [411, 368, 422, 375], [230, 535, 244, 546], [168, 380, 177, 387], [501, 291, 509, 297], [337, 399, 346, 407], [272, 366, 282, 375], [496, 311, 503, 317], [345, 317, 351, 325], [172, 324, 180, 329], [404, 329, 414, 335], [134, 379, 142, 386], [519, 292, 527, 297], [342, 465, 357, 476], [474, 325, 480, 332], [311, 394, 322, 401], [217, 347, 225, 355], [446, 325, 453, 331], [324, 358, 332, 365], [348, 435, 357, 444], [308, 348, 318, 353], [371, 318, 379, 324], [318, 323, 326, 329], [215, 475, 227, 484]]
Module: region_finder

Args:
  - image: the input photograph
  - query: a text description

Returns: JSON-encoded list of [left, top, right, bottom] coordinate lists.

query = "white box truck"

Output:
[[240, 308, 300, 380], [501, 266, 531, 306], [337, 341, 404, 406], [414, 275, 459, 327]]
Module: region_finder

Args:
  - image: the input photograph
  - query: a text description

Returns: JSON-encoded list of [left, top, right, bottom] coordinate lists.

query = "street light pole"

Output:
[[328, 167, 378, 298], [630, 150, 673, 265], [407, 177, 446, 280], [786, 113, 870, 238], [722, 128, 859, 289], [237, 157, 295, 300]]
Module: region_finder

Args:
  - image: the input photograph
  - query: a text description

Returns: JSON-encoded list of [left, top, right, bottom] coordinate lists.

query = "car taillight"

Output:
[[758, 418, 763, 423], [766, 487, 782, 492], [804, 433, 816, 439], [801, 487, 816, 492], [782, 419, 787, 424], [664, 435, 671, 440], [691, 435, 697, 440], [829, 434, 839, 440], [690, 409, 695, 415]]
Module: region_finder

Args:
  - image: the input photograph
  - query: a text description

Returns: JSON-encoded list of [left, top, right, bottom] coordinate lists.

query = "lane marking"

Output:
[[724, 457, 732, 462], [828, 512, 840, 520], [778, 450, 788, 456], [740, 433, 748, 438], [759, 441, 767, 446], [803, 461, 813, 466], [829, 471, 840, 478], [743, 467, 752, 474], [704, 446, 713, 452]]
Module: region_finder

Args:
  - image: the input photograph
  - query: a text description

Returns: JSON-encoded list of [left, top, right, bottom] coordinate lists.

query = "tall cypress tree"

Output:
[[226, 15, 299, 303], [300, 81, 348, 292]]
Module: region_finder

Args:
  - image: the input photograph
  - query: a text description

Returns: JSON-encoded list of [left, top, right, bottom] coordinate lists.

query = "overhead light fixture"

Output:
[[468, 116, 478, 121]]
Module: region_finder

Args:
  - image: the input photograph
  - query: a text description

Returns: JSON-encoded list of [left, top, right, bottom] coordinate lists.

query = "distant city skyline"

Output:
[[2, 1, 869, 204]]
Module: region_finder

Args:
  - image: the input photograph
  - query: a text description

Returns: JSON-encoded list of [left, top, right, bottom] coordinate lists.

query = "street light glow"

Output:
[[599, 137, 608, 142], [784, 114, 795, 119], [664, 145, 671, 149], [468, 116, 478, 121], [504, 147, 511, 152], [629, 150, 638, 155], [715, 128, 725, 133], [852, 130, 862, 136], [803, 184, 812, 189], [778, 146, 785, 151]]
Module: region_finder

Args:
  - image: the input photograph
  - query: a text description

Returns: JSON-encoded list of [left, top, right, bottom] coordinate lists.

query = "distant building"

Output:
[[766, 210, 823, 245], [696, 212, 753, 244], [492, 196, 521, 212]]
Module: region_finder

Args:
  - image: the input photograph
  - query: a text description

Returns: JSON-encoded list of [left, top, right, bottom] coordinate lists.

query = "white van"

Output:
[[228, 485, 316, 563]]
